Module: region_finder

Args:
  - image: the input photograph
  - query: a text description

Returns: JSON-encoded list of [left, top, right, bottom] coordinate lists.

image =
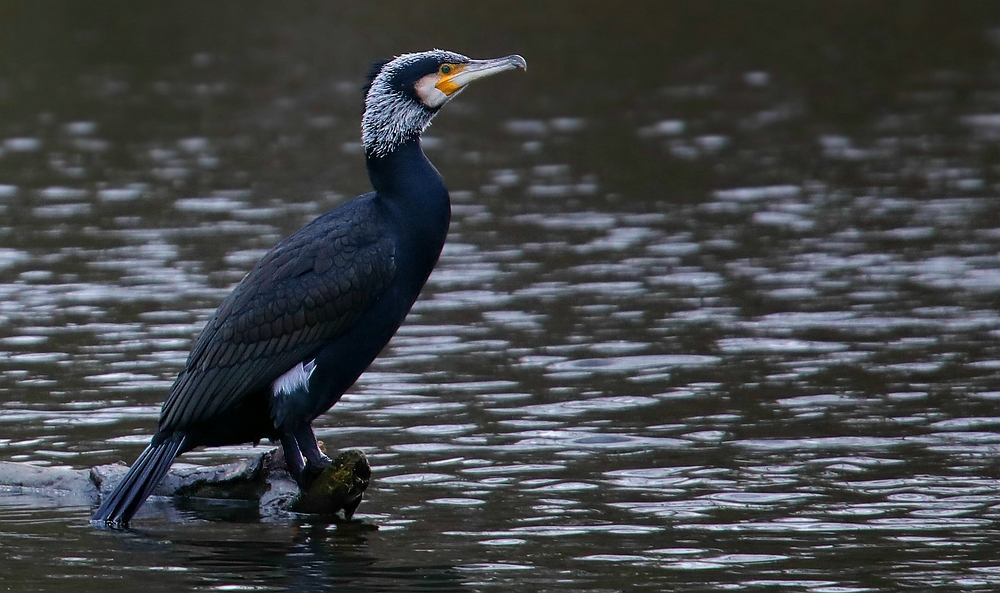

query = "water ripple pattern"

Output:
[[3, 5, 1000, 593]]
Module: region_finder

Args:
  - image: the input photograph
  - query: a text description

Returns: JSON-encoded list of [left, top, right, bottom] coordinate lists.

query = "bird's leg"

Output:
[[294, 424, 333, 467], [279, 434, 306, 480], [293, 424, 332, 487]]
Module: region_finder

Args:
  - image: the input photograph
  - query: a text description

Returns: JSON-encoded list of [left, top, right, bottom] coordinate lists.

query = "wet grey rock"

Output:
[[0, 448, 370, 520], [0, 461, 99, 507]]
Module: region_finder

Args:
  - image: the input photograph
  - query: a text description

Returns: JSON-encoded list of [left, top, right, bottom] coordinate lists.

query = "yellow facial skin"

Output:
[[434, 64, 467, 96], [434, 55, 527, 97], [416, 55, 526, 109]]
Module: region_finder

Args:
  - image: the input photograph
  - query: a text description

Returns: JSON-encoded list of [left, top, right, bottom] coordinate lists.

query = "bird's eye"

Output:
[[440, 64, 452, 75]]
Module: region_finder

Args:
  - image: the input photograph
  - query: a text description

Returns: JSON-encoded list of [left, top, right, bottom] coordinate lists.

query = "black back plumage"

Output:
[[160, 198, 395, 432]]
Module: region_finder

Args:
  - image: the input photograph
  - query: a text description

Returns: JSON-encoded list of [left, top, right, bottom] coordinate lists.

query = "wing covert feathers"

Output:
[[160, 203, 395, 431]]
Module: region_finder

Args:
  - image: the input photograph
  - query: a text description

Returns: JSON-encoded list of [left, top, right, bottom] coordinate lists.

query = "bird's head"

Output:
[[361, 49, 527, 158]]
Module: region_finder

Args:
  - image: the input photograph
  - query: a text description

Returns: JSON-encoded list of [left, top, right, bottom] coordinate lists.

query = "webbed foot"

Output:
[[291, 426, 333, 489], [298, 454, 333, 489]]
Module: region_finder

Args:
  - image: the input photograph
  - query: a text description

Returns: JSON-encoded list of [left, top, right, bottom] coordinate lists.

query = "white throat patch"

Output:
[[414, 73, 450, 109]]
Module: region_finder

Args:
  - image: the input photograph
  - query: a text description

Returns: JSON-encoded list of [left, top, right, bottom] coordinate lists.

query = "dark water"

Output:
[[4, 2, 1000, 591]]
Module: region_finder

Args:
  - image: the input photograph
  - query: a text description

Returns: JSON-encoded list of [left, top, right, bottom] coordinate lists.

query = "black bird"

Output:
[[92, 49, 527, 527]]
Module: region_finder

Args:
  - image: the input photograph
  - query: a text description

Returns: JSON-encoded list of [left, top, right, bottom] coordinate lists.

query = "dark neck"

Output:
[[365, 137, 451, 261], [366, 138, 445, 200]]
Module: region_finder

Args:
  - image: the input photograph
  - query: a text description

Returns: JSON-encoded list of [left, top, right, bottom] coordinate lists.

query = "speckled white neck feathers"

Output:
[[361, 50, 469, 158]]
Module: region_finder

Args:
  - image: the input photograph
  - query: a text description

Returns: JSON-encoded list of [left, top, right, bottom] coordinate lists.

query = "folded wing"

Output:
[[159, 201, 395, 432]]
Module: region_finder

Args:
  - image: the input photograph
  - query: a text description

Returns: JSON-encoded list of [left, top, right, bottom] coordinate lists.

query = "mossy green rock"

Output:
[[295, 450, 371, 519]]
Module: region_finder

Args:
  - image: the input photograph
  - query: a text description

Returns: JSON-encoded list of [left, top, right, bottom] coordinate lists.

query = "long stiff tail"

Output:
[[91, 433, 185, 528]]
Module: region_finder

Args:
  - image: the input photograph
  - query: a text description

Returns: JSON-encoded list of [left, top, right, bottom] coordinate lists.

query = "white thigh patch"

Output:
[[271, 359, 317, 398]]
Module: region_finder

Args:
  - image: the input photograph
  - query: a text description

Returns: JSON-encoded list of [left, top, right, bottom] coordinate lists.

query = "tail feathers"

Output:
[[91, 434, 185, 528]]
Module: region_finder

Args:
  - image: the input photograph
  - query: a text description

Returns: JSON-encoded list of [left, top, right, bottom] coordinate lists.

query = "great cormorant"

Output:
[[92, 50, 526, 527]]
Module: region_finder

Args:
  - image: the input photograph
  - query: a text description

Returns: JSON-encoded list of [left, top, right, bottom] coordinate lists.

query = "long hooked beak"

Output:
[[436, 55, 527, 95]]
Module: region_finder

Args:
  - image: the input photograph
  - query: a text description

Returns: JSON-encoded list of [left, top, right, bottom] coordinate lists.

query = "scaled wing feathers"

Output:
[[159, 202, 395, 431]]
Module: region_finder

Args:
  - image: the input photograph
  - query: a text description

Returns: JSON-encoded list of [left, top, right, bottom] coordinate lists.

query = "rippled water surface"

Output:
[[5, 3, 1000, 592]]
